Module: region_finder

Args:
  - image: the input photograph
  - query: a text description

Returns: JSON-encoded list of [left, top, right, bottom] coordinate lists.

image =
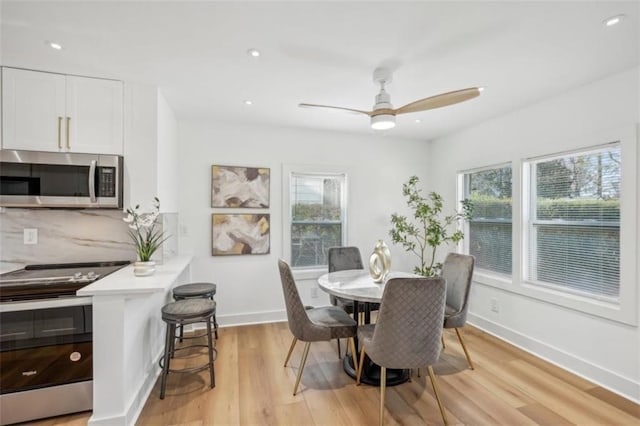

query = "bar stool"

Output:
[[159, 299, 216, 399], [173, 282, 219, 339]]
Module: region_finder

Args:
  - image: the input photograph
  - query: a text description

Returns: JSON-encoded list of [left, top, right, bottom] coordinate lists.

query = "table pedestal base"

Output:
[[342, 354, 409, 387]]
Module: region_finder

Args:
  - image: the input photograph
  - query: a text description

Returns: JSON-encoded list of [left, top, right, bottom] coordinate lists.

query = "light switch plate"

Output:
[[23, 228, 38, 245]]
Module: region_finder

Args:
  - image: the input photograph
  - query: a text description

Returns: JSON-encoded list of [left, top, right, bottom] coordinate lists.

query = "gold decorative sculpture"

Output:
[[369, 240, 391, 283]]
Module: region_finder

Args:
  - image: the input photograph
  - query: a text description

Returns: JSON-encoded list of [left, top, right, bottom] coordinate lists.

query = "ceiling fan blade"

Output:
[[395, 87, 481, 115], [299, 103, 372, 116]]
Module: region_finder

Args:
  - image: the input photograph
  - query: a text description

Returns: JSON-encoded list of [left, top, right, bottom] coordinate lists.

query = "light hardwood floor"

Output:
[[28, 322, 639, 425]]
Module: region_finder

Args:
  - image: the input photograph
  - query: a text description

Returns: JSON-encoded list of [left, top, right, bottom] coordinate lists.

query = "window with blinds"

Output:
[[290, 172, 346, 268], [464, 165, 512, 275], [526, 145, 620, 300]]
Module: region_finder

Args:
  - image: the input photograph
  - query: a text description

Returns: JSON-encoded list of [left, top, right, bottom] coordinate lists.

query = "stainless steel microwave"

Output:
[[0, 150, 123, 208]]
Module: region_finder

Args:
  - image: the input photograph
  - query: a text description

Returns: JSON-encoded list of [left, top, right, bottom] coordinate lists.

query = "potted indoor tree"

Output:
[[389, 176, 473, 277]]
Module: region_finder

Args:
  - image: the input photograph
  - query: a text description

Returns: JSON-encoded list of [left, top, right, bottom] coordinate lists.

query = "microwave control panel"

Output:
[[97, 167, 116, 197]]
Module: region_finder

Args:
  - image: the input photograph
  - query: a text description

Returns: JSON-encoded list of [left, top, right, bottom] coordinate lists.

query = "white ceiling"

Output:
[[1, 1, 638, 141]]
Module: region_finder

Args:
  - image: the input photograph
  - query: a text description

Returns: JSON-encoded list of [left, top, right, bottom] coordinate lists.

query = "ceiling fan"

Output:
[[299, 67, 482, 130]]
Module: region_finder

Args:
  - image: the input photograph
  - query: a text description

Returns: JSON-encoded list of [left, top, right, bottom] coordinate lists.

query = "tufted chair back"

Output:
[[278, 259, 311, 340], [328, 246, 364, 272], [366, 277, 446, 369], [441, 253, 475, 328]]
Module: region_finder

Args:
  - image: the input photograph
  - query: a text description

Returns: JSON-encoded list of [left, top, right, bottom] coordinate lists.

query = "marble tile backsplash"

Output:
[[162, 212, 178, 260], [0, 208, 177, 271]]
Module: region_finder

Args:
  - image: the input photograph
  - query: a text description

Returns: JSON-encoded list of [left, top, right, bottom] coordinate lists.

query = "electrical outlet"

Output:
[[310, 287, 319, 299], [24, 228, 38, 245], [490, 298, 500, 313]]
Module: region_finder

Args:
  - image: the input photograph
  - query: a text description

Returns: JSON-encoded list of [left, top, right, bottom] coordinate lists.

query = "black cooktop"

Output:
[[0, 260, 130, 302]]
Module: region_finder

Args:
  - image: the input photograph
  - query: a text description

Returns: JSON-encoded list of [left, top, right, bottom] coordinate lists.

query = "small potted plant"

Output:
[[389, 176, 473, 277], [123, 197, 169, 276]]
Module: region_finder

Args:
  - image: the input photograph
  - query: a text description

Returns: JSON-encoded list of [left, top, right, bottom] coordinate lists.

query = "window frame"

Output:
[[524, 144, 621, 302], [518, 128, 637, 325], [459, 162, 514, 278], [456, 126, 637, 326], [282, 164, 348, 280]]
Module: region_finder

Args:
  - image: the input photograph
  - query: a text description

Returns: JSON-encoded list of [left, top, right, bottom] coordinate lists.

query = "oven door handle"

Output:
[[89, 160, 97, 202]]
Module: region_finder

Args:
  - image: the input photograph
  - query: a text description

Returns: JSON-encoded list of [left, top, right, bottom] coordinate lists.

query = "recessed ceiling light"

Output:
[[478, 87, 485, 92], [247, 48, 260, 58], [48, 42, 62, 50], [604, 14, 625, 27], [243, 100, 253, 105], [415, 119, 421, 123]]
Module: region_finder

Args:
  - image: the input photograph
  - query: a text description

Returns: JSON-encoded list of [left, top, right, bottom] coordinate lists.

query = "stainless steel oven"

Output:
[[0, 261, 129, 425], [0, 150, 123, 208]]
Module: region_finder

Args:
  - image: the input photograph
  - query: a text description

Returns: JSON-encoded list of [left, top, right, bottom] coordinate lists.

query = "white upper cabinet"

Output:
[[2, 68, 123, 155], [2, 68, 66, 152], [66, 75, 123, 155]]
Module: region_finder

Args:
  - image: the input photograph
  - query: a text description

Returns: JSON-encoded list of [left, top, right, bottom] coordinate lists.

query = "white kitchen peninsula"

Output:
[[77, 255, 192, 426]]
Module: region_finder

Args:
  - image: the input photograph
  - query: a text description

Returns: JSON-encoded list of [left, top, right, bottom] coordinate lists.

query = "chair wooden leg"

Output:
[[455, 328, 474, 370], [349, 337, 358, 372], [284, 337, 297, 367], [417, 367, 421, 377], [427, 366, 448, 425], [441, 333, 446, 349], [337, 338, 341, 359], [356, 346, 366, 385], [379, 366, 387, 426], [293, 342, 311, 395]]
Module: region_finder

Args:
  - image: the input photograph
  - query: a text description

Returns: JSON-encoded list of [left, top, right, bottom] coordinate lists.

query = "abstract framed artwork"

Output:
[[212, 214, 270, 255], [211, 165, 270, 208]]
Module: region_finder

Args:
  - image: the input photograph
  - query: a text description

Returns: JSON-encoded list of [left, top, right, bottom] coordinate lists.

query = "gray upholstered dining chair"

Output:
[[282, 246, 363, 365], [327, 246, 375, 357], [278, 259, 359, 395], [328, 246, 365, 314], [356, 277, 448, 426], [328, 246, 380, 322], [441, 252, 475, 370]]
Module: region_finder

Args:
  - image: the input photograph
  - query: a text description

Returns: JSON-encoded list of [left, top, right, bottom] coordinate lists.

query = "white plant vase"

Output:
[[369, 240, 391, 283], [133, 261, 156, 277]]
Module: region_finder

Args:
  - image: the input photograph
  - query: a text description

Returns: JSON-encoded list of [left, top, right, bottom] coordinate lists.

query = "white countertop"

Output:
[[0, 262, 25, 274], [77, 255, 193, 297]]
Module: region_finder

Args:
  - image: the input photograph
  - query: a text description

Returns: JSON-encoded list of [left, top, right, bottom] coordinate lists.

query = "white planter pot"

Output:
[[133, 261, 156, 277]]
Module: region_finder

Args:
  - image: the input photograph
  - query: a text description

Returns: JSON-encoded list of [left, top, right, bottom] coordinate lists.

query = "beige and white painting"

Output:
[[212, 214, 270, 255], [211, 165, 270, 208]]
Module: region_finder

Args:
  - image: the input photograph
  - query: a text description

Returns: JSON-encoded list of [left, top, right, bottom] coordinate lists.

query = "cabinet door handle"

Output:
[[66, 117, 71, 149], [57, 116, 63, 149]]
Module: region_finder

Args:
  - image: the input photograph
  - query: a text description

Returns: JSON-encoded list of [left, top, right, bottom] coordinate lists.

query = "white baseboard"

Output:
[[468, 312, 640, 404], [216, 309, 287, 327]]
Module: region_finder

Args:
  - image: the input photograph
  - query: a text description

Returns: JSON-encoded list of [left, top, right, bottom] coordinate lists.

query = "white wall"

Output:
[[177, 121, 430, 325], [156, 90, 179, 213], [427, 67, 640, 402], [123, 82, 158, 210], [123, 83, 179, 262]]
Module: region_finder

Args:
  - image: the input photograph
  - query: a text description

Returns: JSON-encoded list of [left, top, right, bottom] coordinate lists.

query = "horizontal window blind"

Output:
[[527, 146, 620, 300], [465, 165, 512, 275], [290, 173, 346, 268]]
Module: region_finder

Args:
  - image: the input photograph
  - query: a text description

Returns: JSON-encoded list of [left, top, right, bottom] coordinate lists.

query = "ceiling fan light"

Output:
[[371, 114, 396, 130]]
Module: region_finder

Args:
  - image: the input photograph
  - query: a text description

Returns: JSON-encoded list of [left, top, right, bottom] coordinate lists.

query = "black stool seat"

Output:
[[173, 282, 216, 299], [162, 299, 216, 322]]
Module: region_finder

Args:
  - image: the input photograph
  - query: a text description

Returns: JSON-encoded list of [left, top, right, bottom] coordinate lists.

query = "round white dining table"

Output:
[[317, 269, 416, 303], [317, 269, 417, 386]]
